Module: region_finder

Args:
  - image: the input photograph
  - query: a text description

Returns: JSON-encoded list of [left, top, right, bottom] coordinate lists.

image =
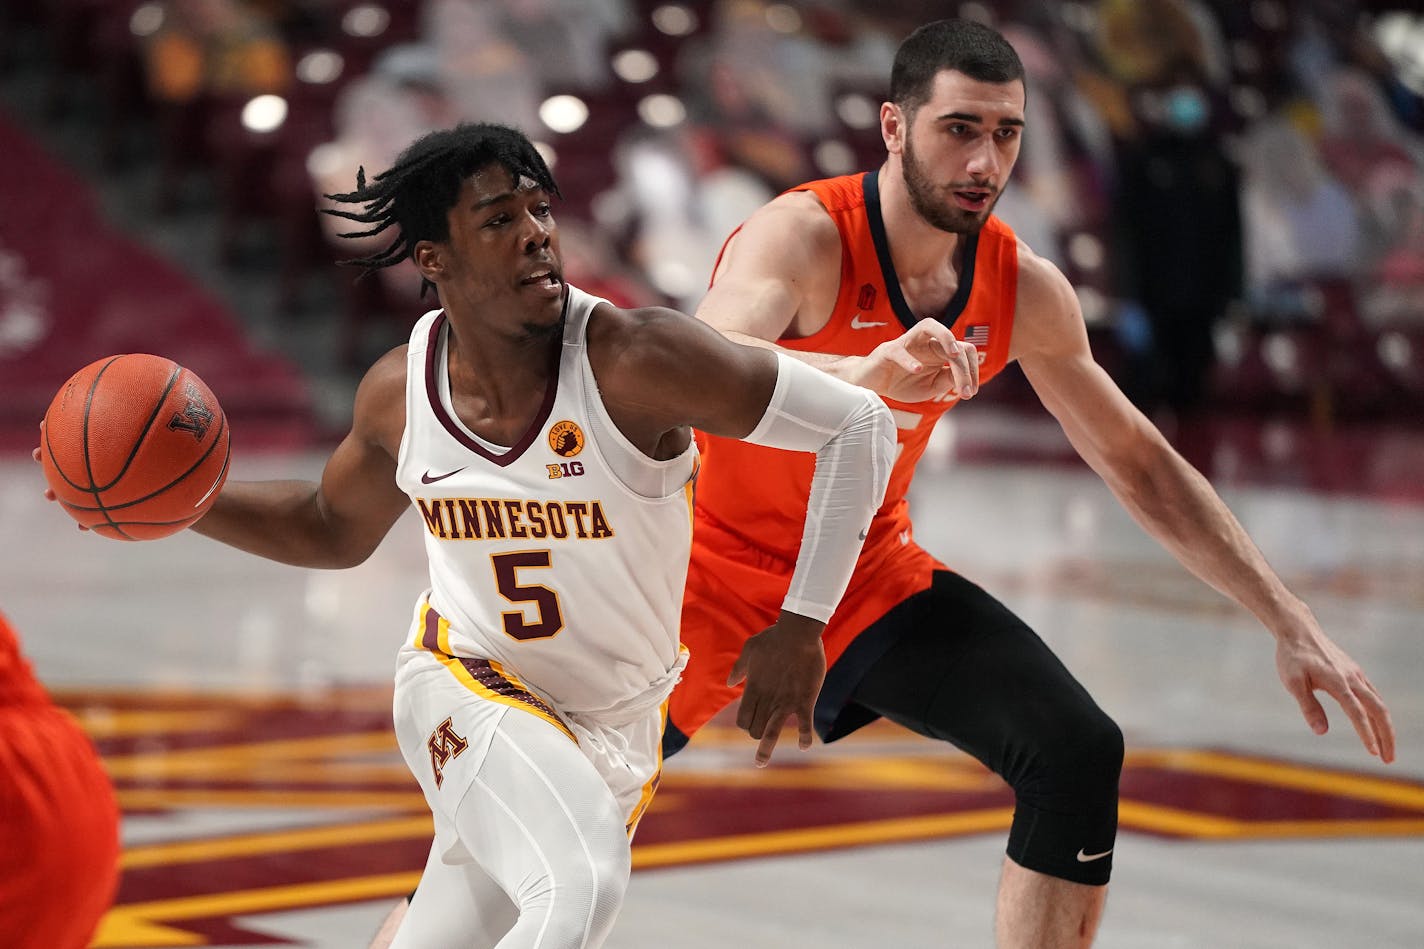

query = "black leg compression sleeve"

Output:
[[846, 571, 1123, 886]]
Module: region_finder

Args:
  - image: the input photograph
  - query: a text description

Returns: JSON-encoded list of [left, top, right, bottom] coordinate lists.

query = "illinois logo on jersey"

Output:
[[548, 420, 585, 458]]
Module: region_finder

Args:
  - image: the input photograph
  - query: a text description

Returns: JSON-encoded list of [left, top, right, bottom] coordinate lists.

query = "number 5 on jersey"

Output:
[[490, 551, 564, 640]]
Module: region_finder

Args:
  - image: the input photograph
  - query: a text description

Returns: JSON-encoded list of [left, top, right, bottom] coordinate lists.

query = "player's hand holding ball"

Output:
[[36, 354, 229, 540]]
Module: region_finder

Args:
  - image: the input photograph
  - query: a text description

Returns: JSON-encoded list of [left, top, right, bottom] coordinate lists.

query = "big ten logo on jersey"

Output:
[[427, 716, 468, 789], [547, 461, 585, 479]]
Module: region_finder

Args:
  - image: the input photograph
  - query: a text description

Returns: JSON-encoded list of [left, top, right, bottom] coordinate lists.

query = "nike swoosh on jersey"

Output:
[[850, 313, 888, 329], [421, 468, 466, 484], [1075, 848, 1113, 863]]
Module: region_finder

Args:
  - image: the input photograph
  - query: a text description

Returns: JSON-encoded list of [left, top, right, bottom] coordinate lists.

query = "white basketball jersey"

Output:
[[394, 285, 698, 713]]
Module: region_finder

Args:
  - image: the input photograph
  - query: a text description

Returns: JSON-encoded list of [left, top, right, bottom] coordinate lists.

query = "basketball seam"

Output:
[[60, 413, 228, 514], [44, 355, 121, 494], [89, 361, 183, 493], [79, 356, 128, 538]]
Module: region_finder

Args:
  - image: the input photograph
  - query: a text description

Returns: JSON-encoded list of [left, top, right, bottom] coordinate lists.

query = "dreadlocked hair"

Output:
[[323, 122, 560, 297]]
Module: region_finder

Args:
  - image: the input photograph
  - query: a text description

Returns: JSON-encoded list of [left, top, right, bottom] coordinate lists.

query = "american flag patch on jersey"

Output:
[[963, 324, 990, 348]]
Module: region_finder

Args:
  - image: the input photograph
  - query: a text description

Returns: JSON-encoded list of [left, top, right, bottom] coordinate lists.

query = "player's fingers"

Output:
[[1359, 681, 1396, 763], [32, 446, 41, 463], [727, 651, 749, 687], [43, 488, 55, 501], [797, 710, 814, 751], [886, 347, 922, 374], [735, 690, 756, 732], [754, 711, 788, 768], [1290, 682, 1329, 735], [1331, 674, 1385, 759], [1336, 687, 1381, 758], [942, 339, 979, 396]]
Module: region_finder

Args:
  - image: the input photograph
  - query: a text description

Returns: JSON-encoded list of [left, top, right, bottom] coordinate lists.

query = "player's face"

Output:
[[892, 69, 1025, 234], [433, 164, 565, 334]]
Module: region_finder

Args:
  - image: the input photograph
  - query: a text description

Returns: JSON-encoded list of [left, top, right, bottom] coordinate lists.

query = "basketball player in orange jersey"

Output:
[[0, 609, 121, 949], [127, 123, 895, 947], [664, 19, 1397, 948]]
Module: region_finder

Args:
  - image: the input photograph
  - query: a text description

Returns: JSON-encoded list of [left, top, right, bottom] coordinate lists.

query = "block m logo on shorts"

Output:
[[427, 717, 469, 789]]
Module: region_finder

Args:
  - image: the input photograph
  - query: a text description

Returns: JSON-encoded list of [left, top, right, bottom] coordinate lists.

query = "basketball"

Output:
[[40, 354, 230, 541]]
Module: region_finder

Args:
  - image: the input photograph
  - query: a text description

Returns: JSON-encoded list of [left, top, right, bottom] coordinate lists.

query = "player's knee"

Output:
[[1011, 702, 1123, 813], [517, 832, 631, 944], [1002, 704, 1123, 886]]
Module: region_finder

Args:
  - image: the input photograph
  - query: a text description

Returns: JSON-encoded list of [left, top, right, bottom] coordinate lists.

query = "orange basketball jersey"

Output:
[[694, 170, 1018, 585]]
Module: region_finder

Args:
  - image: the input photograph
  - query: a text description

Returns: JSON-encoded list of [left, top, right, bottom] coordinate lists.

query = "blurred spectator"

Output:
[[1316, 66, 1424, 257], [1318, 67, 1424, 191], [1098, 0, 1243, 415], [141, 0, 292, 212], [497, 0, 635, 93], [612, 126, 772, 311], [993, 24, 1114, 274], [676, 0, 820, 190], [142, 0, 290, 105], [1362, 180, 1424, 328], [556, 218, 663, 310], [1238, 115, 1362, 318], [309, 45, 458, 303], [422, 0, 541, 131]]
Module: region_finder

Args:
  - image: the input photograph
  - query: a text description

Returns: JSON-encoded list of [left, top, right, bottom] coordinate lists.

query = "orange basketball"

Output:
[[40, 354, 230, 541]]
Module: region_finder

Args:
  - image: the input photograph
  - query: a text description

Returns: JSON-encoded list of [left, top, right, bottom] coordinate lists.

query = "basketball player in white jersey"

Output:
[[176, 123, 965, 946]]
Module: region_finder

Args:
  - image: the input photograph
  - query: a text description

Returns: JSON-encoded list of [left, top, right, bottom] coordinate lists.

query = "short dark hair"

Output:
[[324, 122, 559, 294], [890, 19, 1026, 116]]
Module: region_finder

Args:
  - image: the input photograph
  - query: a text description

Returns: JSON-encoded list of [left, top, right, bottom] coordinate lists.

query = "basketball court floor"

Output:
[[2, 408, 1421, 948]]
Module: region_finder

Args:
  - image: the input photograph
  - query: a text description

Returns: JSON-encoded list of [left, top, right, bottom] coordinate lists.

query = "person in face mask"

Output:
[[1112, 62, 1243, 415]]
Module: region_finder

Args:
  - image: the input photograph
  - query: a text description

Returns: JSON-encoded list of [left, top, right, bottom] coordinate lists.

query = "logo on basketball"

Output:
[[548, 420, 585, 458], [168, 382, 214, 440]]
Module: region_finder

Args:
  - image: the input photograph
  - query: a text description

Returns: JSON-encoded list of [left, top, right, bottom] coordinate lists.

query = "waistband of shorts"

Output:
[[561, 646, 688, 726]]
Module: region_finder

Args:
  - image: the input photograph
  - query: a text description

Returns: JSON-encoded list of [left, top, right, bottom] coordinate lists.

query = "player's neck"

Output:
[[442, 310, 560, 421], [876, 165, 970, 282]]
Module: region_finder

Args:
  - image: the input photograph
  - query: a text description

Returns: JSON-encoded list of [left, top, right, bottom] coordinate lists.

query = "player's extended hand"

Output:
[[1274, 608, 1395, 763], [853, 320, 980, 403], [728, 611, 827, 768]]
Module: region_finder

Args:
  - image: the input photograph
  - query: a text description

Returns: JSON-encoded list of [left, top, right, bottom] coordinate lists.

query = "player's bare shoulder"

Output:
[[721, 189, 843, 279], [351, 343, 410, 456], [585, 301, 704, 387], [1009, 237, 1088, 362]]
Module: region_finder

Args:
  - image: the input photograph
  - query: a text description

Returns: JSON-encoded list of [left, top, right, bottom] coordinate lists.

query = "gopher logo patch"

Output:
[[548, 420, 585, 458]]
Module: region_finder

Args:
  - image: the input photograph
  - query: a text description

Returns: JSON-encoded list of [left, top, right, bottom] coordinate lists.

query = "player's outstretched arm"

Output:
[[189, 347, 411, 570], [594, 305, 895, 765], [1012, 249, 1395, 763], [695, 193, 979, 402]]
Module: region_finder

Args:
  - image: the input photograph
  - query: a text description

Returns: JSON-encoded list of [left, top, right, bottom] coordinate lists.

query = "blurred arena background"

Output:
[[0, 1, 1422, 947]]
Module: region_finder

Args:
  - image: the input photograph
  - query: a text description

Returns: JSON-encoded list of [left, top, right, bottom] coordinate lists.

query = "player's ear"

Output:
[[413, 240, 444, 283], [881, 102, 906, 155]]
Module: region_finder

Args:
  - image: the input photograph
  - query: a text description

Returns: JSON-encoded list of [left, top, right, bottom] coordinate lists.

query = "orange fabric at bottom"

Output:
[[670, 510, 942, 738], [0, 616, 120, 949]]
